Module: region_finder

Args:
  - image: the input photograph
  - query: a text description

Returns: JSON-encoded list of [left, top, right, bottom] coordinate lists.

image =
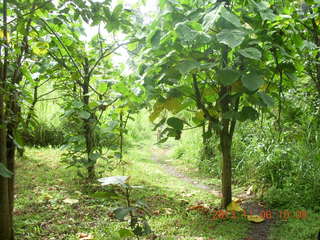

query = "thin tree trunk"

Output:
[[82, 59, 95, 179], [202, 121, 206, 145], [219, 44, 233, 209], [220, 128, 232, 209], [0, 0, 13, 238], [0, 87, 11, 240]]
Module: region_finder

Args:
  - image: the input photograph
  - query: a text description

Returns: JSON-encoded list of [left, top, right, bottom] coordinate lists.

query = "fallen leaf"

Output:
[[227, 201, 244, 212], [187, 204, 211, 214], [63, 198, 79, 204], [153, 210, 161, 215], [233, 197, 242, 203], [247, 215, 265, 223], [163, 208, 173, 215], [246, 186, 254, 195], [78, 233, 93, 239]]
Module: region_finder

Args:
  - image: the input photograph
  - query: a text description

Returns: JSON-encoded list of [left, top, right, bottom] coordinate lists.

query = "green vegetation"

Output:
[[1, 0, 320, 239]]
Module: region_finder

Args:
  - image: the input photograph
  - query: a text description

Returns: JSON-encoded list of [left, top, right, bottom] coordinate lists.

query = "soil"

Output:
[[151, 147, 276, 240]]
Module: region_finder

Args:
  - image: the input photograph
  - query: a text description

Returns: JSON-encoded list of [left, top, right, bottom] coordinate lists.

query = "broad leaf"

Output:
[[174, 22, 196, 42], [98, 176, 130, 186], [227, 201, 244, 212], [239, 106, 259, 121], [79, 111, 91, 120], [203, 3, 224, 31], [32, 42, 49, 56], [220, 7, 242, 28], [259, 9, 276, 21], [238, 47, 261, 60], [217, 29, 246, 48], [241, 73, 264, 91], [176, 60, 200, 75], [150, 29, 161, 48], [247, 215, 265, 223], [114, 207, 134, 221], [167, 117, 184, 130], [217, 69, 241, 86], [258, 92, 274, 106]]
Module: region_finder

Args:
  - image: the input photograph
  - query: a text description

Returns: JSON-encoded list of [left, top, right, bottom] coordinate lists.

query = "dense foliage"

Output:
[[0, 0, 320, 239]]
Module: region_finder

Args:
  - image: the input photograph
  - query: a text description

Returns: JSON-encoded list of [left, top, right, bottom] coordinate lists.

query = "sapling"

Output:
[[95, 176, 152, 239]]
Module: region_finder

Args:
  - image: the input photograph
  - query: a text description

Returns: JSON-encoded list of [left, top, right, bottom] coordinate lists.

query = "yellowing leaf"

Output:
[[233, 197, 242, 203], [63, 198, 79, 204], [163, 97, 182, 113], [0, 30, 11, 42], [231, 80, 243, 92], [32, 42, 49, 56], [194, 111, 205, 121], [247, 214, 265, 223], [227, 201, 244, 212], [149, 101, 165, 122], [203, 87, 216, 97]]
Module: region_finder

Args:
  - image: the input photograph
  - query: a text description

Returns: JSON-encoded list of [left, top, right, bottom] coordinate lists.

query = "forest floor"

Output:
[[151, 147, 275, 240], [14, 144, 320, 240]]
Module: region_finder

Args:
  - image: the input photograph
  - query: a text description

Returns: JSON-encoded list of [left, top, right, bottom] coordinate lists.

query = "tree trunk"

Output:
[[0, 92, 12, 240], [0, 0, 13, 238], [220, 129, 232, 209], [6, 73, 23, 240], [82, 59, 95, 179]]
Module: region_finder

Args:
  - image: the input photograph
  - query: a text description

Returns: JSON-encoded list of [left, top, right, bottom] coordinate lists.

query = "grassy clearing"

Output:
[[166, 130, 320, 240], [15, 144, 250, 240], [268, 210, 320, 240], [15, 142, 319, 240]]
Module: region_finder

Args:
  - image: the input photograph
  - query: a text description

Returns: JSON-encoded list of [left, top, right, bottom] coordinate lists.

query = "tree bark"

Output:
[[220, 127, 232, 209], [82, 59, 95, 179], [0, 0, 13, 238], [0, 87, 11, 240]]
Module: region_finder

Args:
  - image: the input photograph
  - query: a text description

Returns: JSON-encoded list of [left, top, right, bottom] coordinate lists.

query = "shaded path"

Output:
[[151, 147, 223, 198], [151, 147, 276, 240]]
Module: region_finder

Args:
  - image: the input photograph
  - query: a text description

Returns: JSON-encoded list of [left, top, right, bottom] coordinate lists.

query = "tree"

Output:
[[139, 0, 279, 208]]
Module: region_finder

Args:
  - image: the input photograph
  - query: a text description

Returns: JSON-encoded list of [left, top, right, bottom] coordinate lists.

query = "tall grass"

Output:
[[22, 100, 65, 147]]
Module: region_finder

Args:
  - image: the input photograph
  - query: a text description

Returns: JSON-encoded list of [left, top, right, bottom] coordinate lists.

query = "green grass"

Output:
[[268, 209, 320, 240], [14, 144, 251, 240]]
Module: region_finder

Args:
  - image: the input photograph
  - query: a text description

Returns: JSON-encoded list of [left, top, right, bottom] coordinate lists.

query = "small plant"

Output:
[[95, 176, 152, 239]]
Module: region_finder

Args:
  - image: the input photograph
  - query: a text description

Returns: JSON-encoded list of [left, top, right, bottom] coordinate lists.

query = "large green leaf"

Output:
[[150, 29, 161, 48], [203, 3, 224, 31], [167, 117, 184, 130], [114, 207, 134, 221], [220, 7, 242, 28], [216, 69, 241, 86], [259, 9, 276, 21], [239, 106, 259, 121], [258, 92, 274, 106], [79, 110, 91, 119], [176, 60, 200, 75], [241, 73, 264, 91], [216, 29, 246, 48], [174, 22, 196, 42], [238, 47, 261, 60], [0, 163, 13, 178]]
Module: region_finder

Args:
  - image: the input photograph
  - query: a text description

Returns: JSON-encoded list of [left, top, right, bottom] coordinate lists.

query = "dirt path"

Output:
[[151, 147, 222, 197], [151, 147, 276, 240]]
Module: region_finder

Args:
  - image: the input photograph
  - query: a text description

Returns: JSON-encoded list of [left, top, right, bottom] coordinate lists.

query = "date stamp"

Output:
[[211, 209, 308, 220]]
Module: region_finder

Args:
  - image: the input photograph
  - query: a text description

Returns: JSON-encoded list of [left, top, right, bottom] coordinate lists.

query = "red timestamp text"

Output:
[[211, 209, 308, 220]]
